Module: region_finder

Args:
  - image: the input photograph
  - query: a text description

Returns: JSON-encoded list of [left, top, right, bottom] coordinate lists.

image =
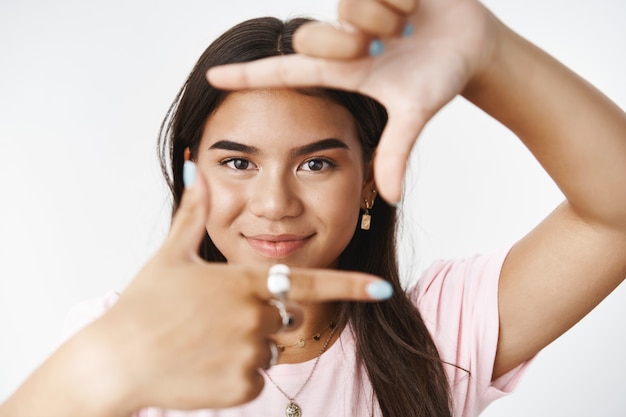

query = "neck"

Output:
[[271, 302, 343, 364]]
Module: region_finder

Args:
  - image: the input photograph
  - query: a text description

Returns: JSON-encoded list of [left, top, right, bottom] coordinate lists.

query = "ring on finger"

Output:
[[267, 264, 291, 300], [269, 298, 295, 332]]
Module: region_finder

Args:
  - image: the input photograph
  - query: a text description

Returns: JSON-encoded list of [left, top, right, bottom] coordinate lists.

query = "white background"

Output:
[[1, 0, 625, 415]]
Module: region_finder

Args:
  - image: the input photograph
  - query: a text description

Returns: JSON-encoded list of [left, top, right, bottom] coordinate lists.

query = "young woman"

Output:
[[124, 0, 626, 413], [181, 0, 626, 415], [2, 0, 624, 416]]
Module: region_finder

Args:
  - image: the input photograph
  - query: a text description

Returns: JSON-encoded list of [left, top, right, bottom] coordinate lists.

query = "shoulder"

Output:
[[407, 247, 510, 348], [406, 248, 510, 358], [409, 248, 510, 315], [406, 248, 531, 415]]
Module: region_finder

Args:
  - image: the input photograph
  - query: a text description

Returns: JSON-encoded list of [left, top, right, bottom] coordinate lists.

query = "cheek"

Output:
[[202, 174, 246, 233], [315, 180, 362, 233]]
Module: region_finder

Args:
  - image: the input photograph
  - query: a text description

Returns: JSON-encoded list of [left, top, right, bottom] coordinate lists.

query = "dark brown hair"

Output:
[[158, 16, 452, 417]]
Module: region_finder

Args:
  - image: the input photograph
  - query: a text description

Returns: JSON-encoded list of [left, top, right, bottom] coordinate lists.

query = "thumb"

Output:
[[164, 161, 211, 260], [374, 109, 426, 204]]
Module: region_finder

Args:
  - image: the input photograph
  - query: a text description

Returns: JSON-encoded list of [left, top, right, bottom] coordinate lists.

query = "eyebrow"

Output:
[[208, 140, 259, 154], [290, 138, 350, 158], [208, 138, 350, 157]]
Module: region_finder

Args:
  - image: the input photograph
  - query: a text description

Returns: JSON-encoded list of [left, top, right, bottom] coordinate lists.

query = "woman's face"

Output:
[[196, 89, 372, 269]]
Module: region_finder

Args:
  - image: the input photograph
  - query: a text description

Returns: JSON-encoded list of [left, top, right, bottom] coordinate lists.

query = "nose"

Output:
[[248, 168, 304, 220]]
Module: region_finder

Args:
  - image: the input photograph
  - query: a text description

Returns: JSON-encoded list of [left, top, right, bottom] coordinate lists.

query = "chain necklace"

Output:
[[262, 321, 338, 417], [276, 320, 336, 351]]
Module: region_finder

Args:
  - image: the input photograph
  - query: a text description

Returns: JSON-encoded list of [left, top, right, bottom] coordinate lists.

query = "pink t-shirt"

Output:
[[62, 248, 530, 417]]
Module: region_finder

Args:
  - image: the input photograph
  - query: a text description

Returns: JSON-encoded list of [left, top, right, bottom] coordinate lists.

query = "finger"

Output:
[[293, 22, 370, 60], [379, 0, 419, 14], [276, 300, 303, 332], [289, 269, 394, 302], [284, 301, 303, 330], [249, 266, 393, 302], [207, 54, 370, 91], [163, 161, 211, 259], [258, 301, 304, 335], [262, 340, 279, 369], [339, 0, 407, 37], [374, 110, 427, 203]]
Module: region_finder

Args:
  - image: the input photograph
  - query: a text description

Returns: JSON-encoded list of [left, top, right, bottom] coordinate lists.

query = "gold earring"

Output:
[[361, 199, 372, 230]]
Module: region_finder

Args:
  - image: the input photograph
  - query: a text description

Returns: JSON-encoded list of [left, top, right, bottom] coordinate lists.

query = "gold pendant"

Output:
[[286, 401, 302, 417], [360, 212, 371, 230]]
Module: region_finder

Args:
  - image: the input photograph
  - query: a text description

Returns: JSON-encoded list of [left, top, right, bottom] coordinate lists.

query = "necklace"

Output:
[[276, 320, 336, 351], [262, 320, 339, 417]]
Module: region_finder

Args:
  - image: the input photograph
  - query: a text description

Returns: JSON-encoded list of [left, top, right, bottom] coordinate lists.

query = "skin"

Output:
[[196, 89, 372, 270], [194, 89, 376, 362], [207, 0, 626, 381]]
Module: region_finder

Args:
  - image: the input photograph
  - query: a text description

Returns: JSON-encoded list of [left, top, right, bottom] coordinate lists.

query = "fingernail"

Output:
[[369, 39, 384, 57], [367, 281, 393, 300], [183, 160, 197, 188], [402, 23, 413, 38]]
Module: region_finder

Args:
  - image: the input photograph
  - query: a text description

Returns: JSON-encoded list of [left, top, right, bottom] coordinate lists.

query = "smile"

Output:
[[245, 234, 313, 259]]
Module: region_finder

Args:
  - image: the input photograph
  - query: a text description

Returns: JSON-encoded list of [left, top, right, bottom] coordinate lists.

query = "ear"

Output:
[[360, 159, 377, 209]]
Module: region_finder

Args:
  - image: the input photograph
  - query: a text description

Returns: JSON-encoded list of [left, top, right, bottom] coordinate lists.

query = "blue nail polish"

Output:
[[402, 23, 413, 38], [369, 39, 384, 57], [183, 160, 197, 188], [367, 281, 393, 300]]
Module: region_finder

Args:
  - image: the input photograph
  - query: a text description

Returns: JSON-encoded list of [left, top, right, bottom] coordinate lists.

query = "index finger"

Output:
[[248, 266, 394, 302], [206, 54, 369, 92]]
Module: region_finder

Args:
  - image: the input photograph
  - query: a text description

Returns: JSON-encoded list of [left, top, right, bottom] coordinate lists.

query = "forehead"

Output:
[[202, 89, 361, 151]]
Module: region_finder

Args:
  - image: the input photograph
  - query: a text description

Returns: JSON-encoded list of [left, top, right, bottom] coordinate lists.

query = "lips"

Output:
[[245, 234, 313, 259]]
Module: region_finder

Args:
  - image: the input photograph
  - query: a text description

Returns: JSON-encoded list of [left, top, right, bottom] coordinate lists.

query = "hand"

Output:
[[207, 0, 497, 203], [0, 160, 390, 417], [86, 161, 390, 413]]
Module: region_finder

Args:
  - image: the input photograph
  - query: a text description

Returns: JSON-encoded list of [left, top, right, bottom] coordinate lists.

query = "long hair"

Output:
[[158, 17, 452, 417]]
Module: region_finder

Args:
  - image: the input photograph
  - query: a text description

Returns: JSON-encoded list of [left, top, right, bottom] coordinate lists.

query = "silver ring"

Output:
[[265, 340, 279, 369], [269, 299, 295, 332], [267, 264, 291, 300]]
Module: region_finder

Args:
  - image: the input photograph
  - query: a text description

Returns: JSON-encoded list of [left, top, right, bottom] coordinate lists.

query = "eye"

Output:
[[299, 158, 336, 172], [220, 158, 256, 171]]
